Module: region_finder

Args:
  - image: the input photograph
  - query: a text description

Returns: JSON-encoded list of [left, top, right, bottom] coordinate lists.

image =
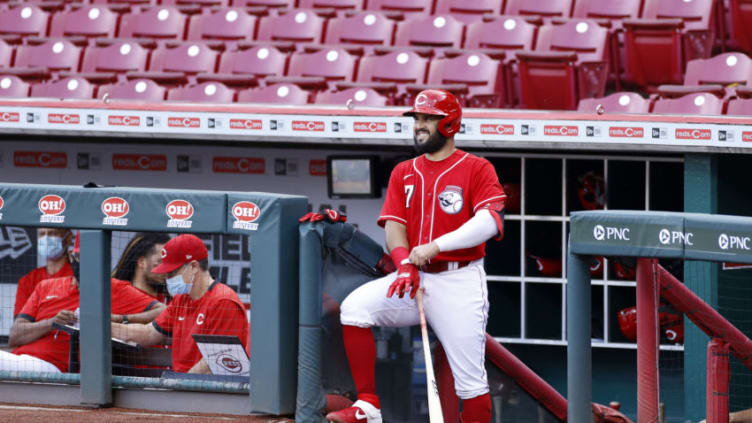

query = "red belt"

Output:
[[420, 260, 472, 274]]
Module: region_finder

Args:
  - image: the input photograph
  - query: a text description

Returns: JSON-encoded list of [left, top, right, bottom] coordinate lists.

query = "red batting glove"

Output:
[[387, 262, 421, 299], [299, 209, 347, 223]]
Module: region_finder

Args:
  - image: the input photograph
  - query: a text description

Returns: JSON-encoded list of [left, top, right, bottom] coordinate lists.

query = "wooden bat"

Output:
[[416, 287, 444, 423]]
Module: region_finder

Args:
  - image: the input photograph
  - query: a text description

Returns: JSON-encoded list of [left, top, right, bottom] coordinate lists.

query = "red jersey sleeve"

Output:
[[14, 272, 35, 318], [206, 299, 250, 349], [377, 164, 407, 227], [17, 282, 43, 322], [471, 159, 506, 214], [153, 301, 176, 337], [111, 279, 159, 315]]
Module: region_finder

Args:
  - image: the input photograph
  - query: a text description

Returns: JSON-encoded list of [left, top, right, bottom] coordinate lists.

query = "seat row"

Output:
[[578, 89, 752, 117]]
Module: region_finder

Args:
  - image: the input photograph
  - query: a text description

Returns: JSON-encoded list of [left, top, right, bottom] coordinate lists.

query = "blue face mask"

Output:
[[166, 268, 195, 297], [38, 236, 65, 259]]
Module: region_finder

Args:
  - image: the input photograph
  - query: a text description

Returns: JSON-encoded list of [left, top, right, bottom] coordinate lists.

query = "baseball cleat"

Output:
[[325, 399, 382, 423]]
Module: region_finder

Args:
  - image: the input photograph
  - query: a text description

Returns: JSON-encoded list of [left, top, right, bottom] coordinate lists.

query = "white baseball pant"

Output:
[[0, 350, 61, 373]]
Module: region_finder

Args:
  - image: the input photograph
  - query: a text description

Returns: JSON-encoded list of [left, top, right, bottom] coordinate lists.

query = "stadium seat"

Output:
[[119, 7, 188, 40], [98, 78, 166, 100], [10, 39, 82, 79], [206, 45, 287, 87], [411, 52, 505, 107], [31, 76, 95, 99], [515, 20, 609, 110], [0, 6, 49, 40], [91, 0, 157, 5], [187, 8, 257, 42], [268, 48, 356, 90], [129, 42, 218, 85], [433, 0, 503, 24], [463, 16, 536, 53], [504, 0, 574, 20], [256, 10, 325, 43], [622, 0, 715, 88], [726, 86, 752, 115], [393, 14, 465, 49], [236, 82, 311, 104], [0, 75, 30, 97], [655, 52, 752, 100], [730, 0, 752, 53], [298, 0, 364, 9], [324, 11, 396, 47], [577, 92, 650, 114], [652, 92, 723, 115], [162, 0, 230, 6], [232, 0, 294, 7], [365, 0, 433, 16], [0, 39, 13, 69], [343, 50, 428, 103], [48, 6, 118, 42], [167, 81, 235, 102], [79, 41, 149, 80], [315, 87, 388, 106]]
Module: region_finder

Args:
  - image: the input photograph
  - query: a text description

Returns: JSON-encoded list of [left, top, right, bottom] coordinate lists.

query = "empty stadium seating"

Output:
[[577, 92, 650, 114]]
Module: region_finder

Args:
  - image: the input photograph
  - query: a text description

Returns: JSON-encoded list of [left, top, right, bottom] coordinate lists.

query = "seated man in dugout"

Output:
[[111, 232, 172, 305], [111, 234, 250, 374], [1, 232, 165, 373]]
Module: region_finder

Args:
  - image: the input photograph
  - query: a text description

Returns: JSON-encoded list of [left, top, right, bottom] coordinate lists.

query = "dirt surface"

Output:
[[0, 404, 295, 423]]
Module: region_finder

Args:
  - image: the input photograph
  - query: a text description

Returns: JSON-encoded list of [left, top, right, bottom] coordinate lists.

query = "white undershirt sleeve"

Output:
[[433, 209, 499, 252]]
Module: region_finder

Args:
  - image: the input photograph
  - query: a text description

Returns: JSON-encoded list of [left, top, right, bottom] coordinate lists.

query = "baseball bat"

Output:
[[416, 287, 444, 423]]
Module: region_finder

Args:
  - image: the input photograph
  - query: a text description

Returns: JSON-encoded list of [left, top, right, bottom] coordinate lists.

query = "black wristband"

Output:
[[122, 314, 129, 324]]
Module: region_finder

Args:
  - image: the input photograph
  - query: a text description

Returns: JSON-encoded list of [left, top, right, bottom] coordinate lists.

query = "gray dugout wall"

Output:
[[567, 210, 752, 422], [0, 183, 307, 414]]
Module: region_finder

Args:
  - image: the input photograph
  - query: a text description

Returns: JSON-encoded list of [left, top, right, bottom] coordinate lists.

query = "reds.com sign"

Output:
[[742, 131, 752, 142], [231, 201, 260, 231], [292, 120, 325, 132], [108, 115, 140, 126], [14, 151, 67, 168], [166, 199, 194, 228], [609, 127, 644, 138], [544, 125, 579, 136], [213, 157, 265, 174], [38, 194, 65, 223], [229, 119, 262, 130], [309, 159, 327, 176], [353, 122, 387, 133], [168, 117, 200, 128], [0, 111, 20, 122], [48, 113, 80, 124], [480, 124, 514, 135], [675, 128, 712, 140], [113, 154, 167, 171], [101, 197, 129, 226]]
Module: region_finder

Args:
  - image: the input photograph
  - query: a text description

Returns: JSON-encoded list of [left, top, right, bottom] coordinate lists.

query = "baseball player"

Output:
[[111, 232, 172, 304], [111, 234, 249, 373], [13, 228, 74, 318], [327, 89, 506, 423], [2, 232, 164, 373]]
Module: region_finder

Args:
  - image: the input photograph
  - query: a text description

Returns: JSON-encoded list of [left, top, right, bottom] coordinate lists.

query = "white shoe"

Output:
[[325, 399, 383, 423]]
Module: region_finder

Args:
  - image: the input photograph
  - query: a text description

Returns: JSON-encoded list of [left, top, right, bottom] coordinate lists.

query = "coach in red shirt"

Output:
[[1, 233, 165, 373], [111, 234, 249, 374]]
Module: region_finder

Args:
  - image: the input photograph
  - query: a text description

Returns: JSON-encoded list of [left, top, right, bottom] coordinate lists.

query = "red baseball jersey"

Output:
[[14, 277, 159, 372], [152, 282, 249, 373], [378, 149, 506, 262], [14, 262, 73, 318]]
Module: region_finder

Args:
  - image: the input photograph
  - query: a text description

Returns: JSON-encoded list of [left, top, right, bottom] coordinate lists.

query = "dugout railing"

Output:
[[568, 210, 752, 423], [0, 182, 306, 415]]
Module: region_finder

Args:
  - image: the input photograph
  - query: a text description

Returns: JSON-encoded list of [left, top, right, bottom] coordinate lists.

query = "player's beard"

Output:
[[413, 130, 448, 155], [145, 271, 168, 294]]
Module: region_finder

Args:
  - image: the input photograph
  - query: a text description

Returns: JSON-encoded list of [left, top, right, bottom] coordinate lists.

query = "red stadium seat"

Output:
[[344, 50, 427, 104], [283, 47, 356, 82], [726, 86, 752, 115], [298, 0, 364, 9], [217, 45, 287, 77], [0, 39, 13, 69], [515, 20, 609, 110], [237, 82, 311, 104], [49, 6, 118, 42], [463, 16, 536, 53], [0, 75, 30, 97], [730, 0, 752, 53], [315, 87, 387, 106], [622, 0, 715, 88], [0, 6, 49, 39], [415, 52, 505, 107], [134, 42, 218, 83], [571, 0, 640, 27], [577, 92, 650, 114], [394, 14, 465, 49], [80, 41, 149, 75], [162, 0, 230, 6], [167, 81, 235, 102], [232, 0, 294, 7], [504, 0, 574, 20], [324, 11, 396, 47], [684, 52, 752, 86], [434, 0, 503, 24], [365, 0, 433, 16], [652, 92, 723, 114], [12, 39, 82, 77], [187, 8, 257, 42], [98, 78, 166, 100], [31, 76, 95, 99], [256, 10, 325, 43], [91, 0, 157, 5], [119, 7, 188, 40]]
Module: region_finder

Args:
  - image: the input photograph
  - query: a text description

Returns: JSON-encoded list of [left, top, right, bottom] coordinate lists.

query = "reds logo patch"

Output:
[[438, 185, 464, 215], [216, 354, 244, 374]]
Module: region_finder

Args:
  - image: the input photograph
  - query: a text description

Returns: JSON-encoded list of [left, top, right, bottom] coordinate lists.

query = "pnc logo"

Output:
[[167, 117, 200, 128], [544, 125, 578, 136], [480, 124, 514, 135], [166, 200, 194, 221], [229, 119, 262, 130], [0, 112, 19, 122], [38, 195, 65, 215], [108, 115, 140, 126], [718, 233, 751, 250], [609, 127, 644, 138], [675, 128, 712, 140], [101, 197, 129, 218], [659, 228, 694, 245], [48, 113, 80, 124], [593, 225, 630, 241], [232, 201, 260, 222], [292, 120, 325, 132], [353, 122, 387, 133]]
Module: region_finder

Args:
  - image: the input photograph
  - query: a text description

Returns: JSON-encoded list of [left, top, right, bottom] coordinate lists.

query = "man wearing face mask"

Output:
[[111, 234, 249, 374], [13, 228, 74, 318], [112, 232, 172, 305], [1, 232, 165, 373]]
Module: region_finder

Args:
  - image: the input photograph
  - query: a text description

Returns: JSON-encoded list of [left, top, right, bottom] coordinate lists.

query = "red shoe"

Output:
[[325, 400, 382, 423]]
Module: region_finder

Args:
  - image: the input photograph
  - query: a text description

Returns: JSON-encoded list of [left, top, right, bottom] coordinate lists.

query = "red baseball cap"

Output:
[[152, 234, 208, 274]]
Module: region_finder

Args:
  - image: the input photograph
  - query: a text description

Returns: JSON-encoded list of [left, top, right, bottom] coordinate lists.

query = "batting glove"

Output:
[[299, 209, 347, 223], [387, 262, 420, 299]]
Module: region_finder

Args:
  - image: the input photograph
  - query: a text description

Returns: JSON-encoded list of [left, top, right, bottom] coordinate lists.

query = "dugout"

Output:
[[0, 99, 750, 421]]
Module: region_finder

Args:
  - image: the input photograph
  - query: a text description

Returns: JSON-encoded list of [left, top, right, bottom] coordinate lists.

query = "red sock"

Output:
[[461, 393, 491, 423], [342, 325, 380, 409]]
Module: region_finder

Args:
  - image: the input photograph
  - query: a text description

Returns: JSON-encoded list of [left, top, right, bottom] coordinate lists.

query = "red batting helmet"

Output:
[[403, 89, 462, 138]]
